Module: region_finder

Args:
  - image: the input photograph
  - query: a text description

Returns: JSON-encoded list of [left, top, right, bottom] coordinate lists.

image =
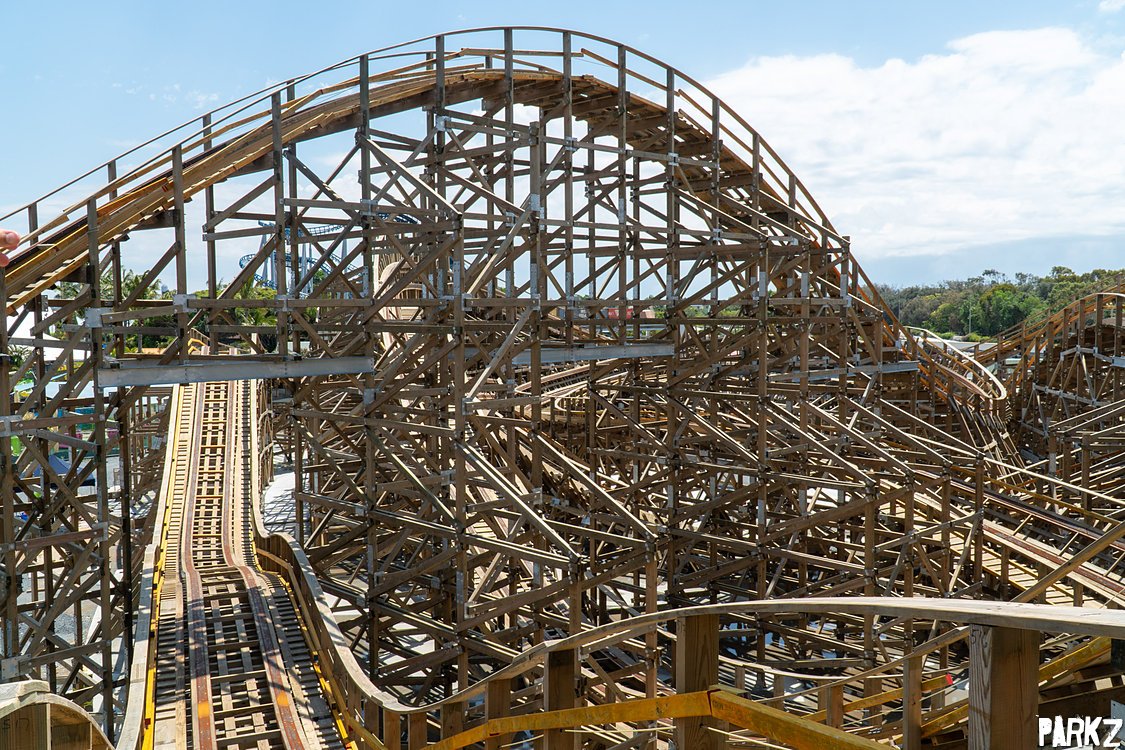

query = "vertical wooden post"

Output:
[[119, 403, 135, 657], [440, 701, 463, 740], [864, 676, 884, 727], [969, 626, 1038, 750], [1081, 438, 1091, 511], [902, 654, 923, 750], [544, 648, 577, 750], [357, 50, 381, 687], [202, 112, 218, 351], [675, 613, 720, 750], [382, 709, 402, 750], [171, 147, 188, 365], [0, 239, 14, 678], [824, 683, 844, 728], [86, 197, 116, 739], [0, 702, 50, 750], [973, 460, 984, 591], [407, 712, 428, 750], [485, 677, 511, 750], [773, 673, 787, 701], [269, 91, 289, 360]]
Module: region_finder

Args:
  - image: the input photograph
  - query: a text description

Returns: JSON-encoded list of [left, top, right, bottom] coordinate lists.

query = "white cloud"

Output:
[[707, 28, 1125, 259], [187, 90, 220, 110], [118, 81, 218, 110], [1099, 0, 1125, 12]]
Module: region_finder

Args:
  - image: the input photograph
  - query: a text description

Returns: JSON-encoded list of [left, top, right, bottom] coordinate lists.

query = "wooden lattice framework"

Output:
[[2, 27, 1125, 746], [985, 285, 1125, 497]]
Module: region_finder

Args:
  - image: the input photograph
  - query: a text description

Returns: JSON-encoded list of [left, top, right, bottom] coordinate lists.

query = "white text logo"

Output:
[[1039, 717, 1124, 749]]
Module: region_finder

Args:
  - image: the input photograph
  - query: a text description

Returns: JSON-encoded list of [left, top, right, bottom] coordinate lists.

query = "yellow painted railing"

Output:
[[428, 688, 885, 750]]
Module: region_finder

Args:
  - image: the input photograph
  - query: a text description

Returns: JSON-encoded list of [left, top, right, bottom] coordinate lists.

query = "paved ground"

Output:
[[261, 458, 297, 536]]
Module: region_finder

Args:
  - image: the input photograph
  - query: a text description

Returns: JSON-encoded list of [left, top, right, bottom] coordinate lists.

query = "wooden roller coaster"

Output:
[[1, 26, 1124, 750]]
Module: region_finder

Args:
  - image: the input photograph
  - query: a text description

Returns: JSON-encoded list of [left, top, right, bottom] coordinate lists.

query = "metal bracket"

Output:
[[1, 657, 22, 681], [86, 307, 110, 328], [0, 416, 26, 437]]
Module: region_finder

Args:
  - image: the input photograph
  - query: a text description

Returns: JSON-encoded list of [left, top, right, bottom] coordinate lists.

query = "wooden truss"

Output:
[[1, 27, 1123, 746]]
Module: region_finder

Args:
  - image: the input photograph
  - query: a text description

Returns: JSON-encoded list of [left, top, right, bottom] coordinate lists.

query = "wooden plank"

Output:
[[408, 711, 428, 750], [544, 648, 578, 750], [710, 689, 887, 750], [382, 709, 402, 750], [484, 677, 511, 750], [675, 614, 719, 750], [902, 654, 923, 750], [968, 625, 1039, 750], [0, 703, 49, 750]]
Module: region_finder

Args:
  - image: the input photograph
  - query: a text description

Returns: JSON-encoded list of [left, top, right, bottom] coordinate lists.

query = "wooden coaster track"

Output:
[[1, 27, 1124, 750], [143, 381, 345, 750]]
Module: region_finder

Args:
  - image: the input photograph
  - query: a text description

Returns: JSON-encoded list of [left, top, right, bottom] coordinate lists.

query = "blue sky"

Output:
[[2, 0, 1123, 285]]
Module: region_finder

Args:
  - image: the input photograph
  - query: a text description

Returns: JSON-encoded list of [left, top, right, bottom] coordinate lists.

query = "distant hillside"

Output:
[[875, 266, 1125, 340]]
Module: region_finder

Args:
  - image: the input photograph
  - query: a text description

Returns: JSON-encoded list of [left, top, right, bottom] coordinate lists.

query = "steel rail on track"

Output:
[[108, 380, 1125, 750], [0, 28, 1007, 421], [123, 381, 346, 750]]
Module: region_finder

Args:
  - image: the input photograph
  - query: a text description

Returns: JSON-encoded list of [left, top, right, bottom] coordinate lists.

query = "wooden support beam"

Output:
[[968, 625, 1039, 750], [825, 683, 844, 728], [675, 613, 720, 750], [382, 709, 402, 750], [0, 702, 49, 750], [439, 702, 463, 741], [902, 654, 923, 750], [484, 677, 512, 750], [544, 647, 578, 750], [408, 711, 428, 750]]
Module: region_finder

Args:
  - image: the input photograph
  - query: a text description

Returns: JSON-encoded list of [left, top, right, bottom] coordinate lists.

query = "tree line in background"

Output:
[[37, 270, 279, 356], [12, 265, 1119, 373], [875, 266, 1124, 340]]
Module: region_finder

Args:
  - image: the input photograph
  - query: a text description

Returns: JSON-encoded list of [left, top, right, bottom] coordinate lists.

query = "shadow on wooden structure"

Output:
[[0, 681, 111, 750], [0, 26, 1122, 750]]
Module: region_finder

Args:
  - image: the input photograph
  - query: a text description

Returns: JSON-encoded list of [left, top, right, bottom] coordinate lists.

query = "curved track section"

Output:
[[980, 285, 1125, 492], [0, 31, 1004, 423], [144, 382, 344, 750], [0, 27, 1122, 750]]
